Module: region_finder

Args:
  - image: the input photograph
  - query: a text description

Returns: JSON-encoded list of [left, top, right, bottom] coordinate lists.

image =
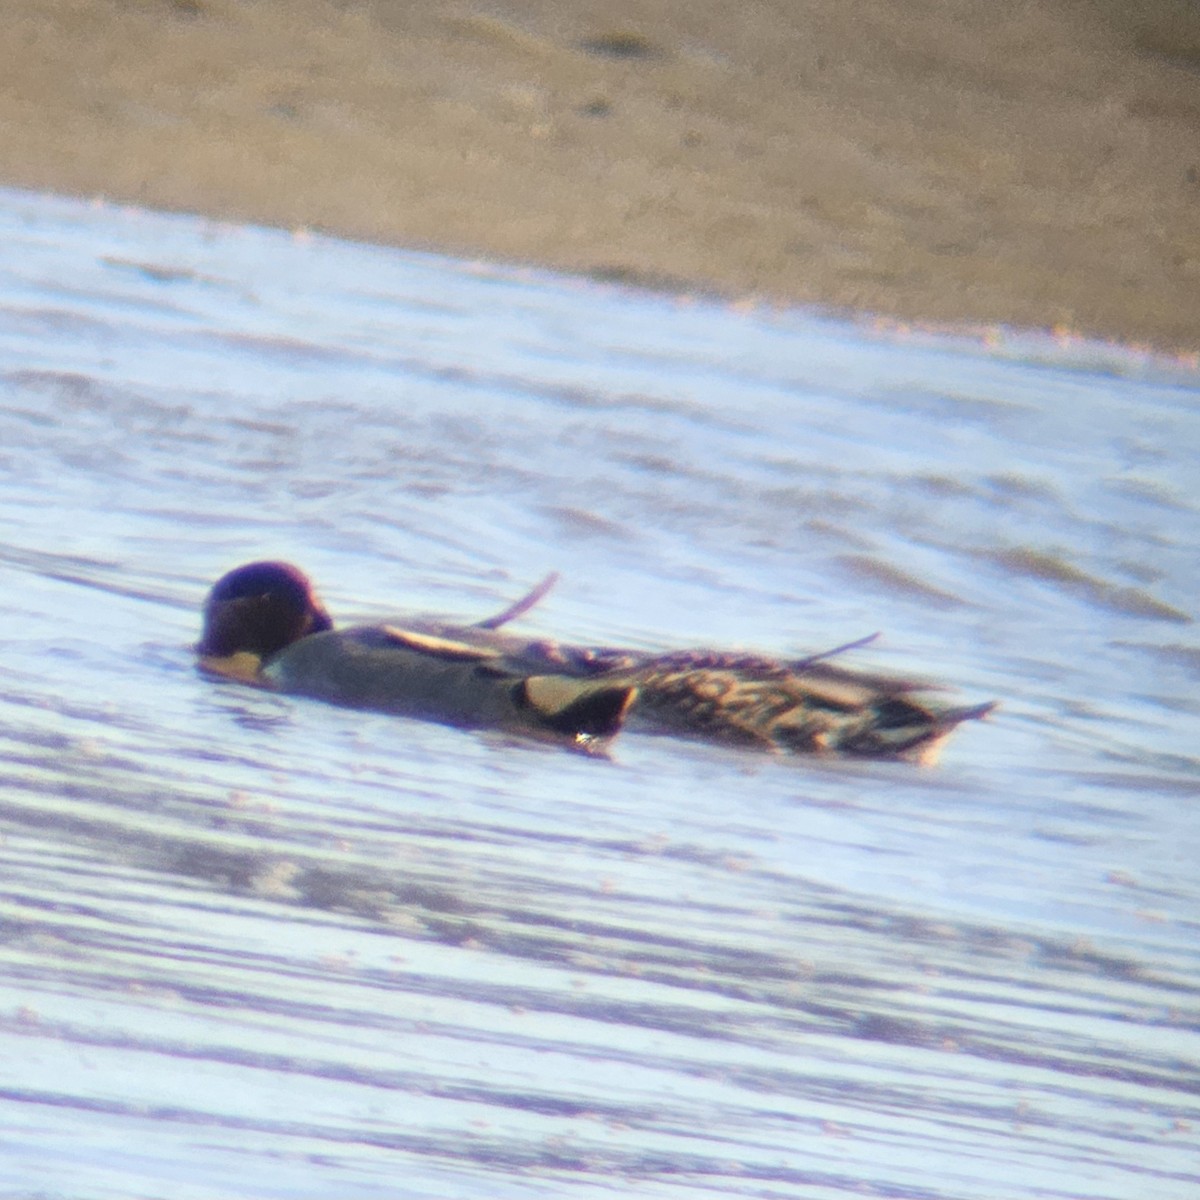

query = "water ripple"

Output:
[[0, 187, 1197, 1199]]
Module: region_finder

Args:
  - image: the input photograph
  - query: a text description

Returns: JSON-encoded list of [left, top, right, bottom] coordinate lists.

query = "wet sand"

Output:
[[3, 0, 1198, 351]]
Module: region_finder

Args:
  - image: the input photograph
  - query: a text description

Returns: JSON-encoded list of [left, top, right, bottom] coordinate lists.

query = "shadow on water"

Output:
[[0, 188, 1198, 1198]]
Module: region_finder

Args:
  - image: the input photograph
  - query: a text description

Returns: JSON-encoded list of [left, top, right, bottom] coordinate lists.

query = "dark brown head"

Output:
[[197, 561, 333, 664]]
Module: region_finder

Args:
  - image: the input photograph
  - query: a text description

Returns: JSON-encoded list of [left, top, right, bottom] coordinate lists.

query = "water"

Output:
[[0, 187, 1197, 1199]]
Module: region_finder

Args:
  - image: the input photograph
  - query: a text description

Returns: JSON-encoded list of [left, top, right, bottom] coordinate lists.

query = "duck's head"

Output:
[[197, 561, 333, 682]]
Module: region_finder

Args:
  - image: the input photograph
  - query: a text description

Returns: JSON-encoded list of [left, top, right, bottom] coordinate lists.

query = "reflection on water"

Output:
[[0, 188, 1197, 1199]]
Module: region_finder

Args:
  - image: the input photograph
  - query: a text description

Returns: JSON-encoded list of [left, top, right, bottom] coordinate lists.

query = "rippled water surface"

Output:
[[0, 188, 1197, 1199]]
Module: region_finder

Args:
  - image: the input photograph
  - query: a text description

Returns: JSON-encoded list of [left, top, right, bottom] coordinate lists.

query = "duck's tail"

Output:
[[817, 698, 997, 763], [517, 674, 639, 742]]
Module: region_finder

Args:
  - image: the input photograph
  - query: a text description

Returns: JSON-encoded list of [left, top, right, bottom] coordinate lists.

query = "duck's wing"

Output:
[[788, 632, 882, 670], [605, 648, 993, 759], [377, 624, 506, 661], [474, 572, 560, 630]]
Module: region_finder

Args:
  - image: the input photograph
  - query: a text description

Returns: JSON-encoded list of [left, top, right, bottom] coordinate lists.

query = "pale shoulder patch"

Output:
[[378, 625, 501, 661]]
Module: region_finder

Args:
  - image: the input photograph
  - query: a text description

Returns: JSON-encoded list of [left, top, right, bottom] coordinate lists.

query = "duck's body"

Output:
[[259, 620, 636, 742], [197, 561, 993, 759]]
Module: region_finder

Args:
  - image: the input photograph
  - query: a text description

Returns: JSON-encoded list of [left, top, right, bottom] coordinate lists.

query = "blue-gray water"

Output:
[[0, 188, 1197, 1199]]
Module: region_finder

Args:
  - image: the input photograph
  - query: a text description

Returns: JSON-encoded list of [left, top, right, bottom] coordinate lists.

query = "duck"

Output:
[[197, 561, 994, 760], [195, 561, 635, 747]]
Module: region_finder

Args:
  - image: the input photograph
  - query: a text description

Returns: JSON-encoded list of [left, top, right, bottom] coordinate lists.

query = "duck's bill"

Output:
[[197, 651, 267, 684]]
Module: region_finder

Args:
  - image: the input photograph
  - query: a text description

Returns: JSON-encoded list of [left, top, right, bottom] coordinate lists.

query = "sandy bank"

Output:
[[3, 0, 1198, 351]]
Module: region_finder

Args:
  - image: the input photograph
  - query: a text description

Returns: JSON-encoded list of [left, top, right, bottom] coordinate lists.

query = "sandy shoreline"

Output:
[[3, 0, 1198, 352]]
